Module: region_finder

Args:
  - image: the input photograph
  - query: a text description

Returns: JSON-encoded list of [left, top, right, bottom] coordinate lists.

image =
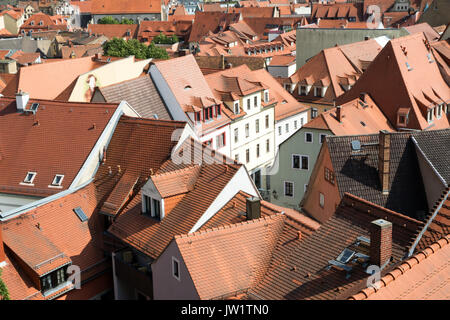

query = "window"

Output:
[[204, 106, 213, 121], [427, 109, 433, 122], [247, 99, 251, 110], [278, 126, 282, 136], [294, 120, 297, 130], [305, 132, 313, 143], [194, 112, 201, 123], [256, 144, 260, 158], [264, 90, 269, 102], [143, 195, 162, 220], [304, 184, 308, 193], [319, 192, 325, 208], [235, 154, 239, 162], [51, 174, 64, 186], [324, 167, 335, 185], [245, 123, 250, 138], [301, 117, 304, 126], [293, 155, 308, 170], [299, 85, 307, 96], [320, 134, 327, 144], [436, 104, 442, 119], [266, 139, 270, 153], [216, 133, 226, 148], [172, 257, 180, 281], [204, 139, 212, 147], [311, 108, 318, 119], [285, 123, 289, 133], [255, 119, 260, 133], [234, 128, 239, 143], [216, 105, 221, 117], [234, 101, 240, 114], [254, 96, 258, 108], [284, 181, 294, 197], [40, 267, 68, 293], [314, 87, 322, 97], [246, 149, 250, 163], [73, 207, 88, 222], [23, 172, 36, 184]]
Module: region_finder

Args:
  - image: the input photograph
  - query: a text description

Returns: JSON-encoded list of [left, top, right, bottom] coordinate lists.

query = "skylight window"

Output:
[[30, 102, 39, 113], [23, 172, 36, 184], [405, 62, 413, 71], [336, 248, 355, 264], [51, 174, 64, 186], [73, 207, 88, 222]]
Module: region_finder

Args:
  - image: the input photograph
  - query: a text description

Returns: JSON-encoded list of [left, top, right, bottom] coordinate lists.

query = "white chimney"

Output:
[[16, 91, 29, 112]]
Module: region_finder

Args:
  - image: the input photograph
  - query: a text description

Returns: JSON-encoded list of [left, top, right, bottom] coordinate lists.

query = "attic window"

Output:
[[51, 174, 64, 186], [23, 172, 36, 184], [360, 121, 366, 127], [73, 207, 88, 222], [184, 85, 192, 91], [30, 102, 39, 113], [336, 248, 355, 264]]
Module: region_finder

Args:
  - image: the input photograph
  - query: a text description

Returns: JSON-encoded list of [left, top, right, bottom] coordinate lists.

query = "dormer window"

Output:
[[204, 106, 213, 121], [233, 101, 240, 114], [143, 195, 161, 220], [30, 21, 34, 25], [299, 85, 307, 96], [216, 105, 221, 117], [427, 109, 433, 123], [23, 172, 36, 184], [51, 174, 64, 186], [435, 104, 442, 119], [194, 111, 201, 124], [314, 87, 323, 97], [264, 90, 269, 103], [40, 266, 69, 293], [39, 20, 43, 26]]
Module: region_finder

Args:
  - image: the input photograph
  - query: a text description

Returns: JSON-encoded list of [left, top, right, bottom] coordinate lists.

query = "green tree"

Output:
[[153, 32, 179, 44], [97, 16, 119, 24], [102, 38, 169, 60], [0, 269, 9, 300], [120, 18, 135, 25]]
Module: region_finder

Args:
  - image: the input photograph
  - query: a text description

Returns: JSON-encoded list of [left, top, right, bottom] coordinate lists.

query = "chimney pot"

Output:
[[370, 219, 392, 268], [246, 197, 261, 220]]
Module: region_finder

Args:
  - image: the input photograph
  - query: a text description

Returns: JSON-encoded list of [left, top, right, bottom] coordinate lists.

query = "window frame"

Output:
[[51, 174, 64, 186], [23, 171, 37, 184], [172, 257, 181, 281], [284, 181, 294, 198], [305, 132, 313, 143]]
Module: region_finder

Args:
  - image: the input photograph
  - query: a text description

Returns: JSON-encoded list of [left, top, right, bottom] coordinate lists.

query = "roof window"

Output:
[[73, 207, 88, 222], [23, 172, 36, 184], [405, 62, 413, 71], [427, 53, 434, 63], [51, 174, 64, 186]]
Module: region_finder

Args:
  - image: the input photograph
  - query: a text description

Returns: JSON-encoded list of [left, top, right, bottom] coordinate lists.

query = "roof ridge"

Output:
[[342, 193, 424, 226], [119, 116, 187, 127], [175, 213, 284, 241], [349, 234, 450, 300]]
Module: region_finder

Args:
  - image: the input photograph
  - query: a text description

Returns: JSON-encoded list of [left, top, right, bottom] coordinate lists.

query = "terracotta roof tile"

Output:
[[189, 12, 241, 42], [350, 235, 450, 300], [0, 97, 118, 198], [91, 0, 161, 14], [87, 24, 138, 40], [249, 193, 423, 300], [176, 214, 286, 299]]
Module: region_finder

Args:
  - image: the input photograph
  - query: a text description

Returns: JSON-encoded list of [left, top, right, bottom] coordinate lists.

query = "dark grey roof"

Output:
[[412, 128, 450, 185], [98, 75, 172, 120], [327, 131, 429, 220]]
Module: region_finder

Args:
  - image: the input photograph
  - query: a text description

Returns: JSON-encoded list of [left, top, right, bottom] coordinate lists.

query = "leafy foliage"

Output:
[[97, 16, 135, 25], [0, 269, 10, 300], [102, 38, 169, 60], [152, 32, 179, 45]]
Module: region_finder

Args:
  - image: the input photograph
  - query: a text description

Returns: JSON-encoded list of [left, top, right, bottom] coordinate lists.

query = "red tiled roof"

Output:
[[87, 24, 138, 40], [70, 1, 92, 13], [230, 7, 275, 18], [350, 235, 450, 300], [20, 12, 67, 32], [137, 20, 192, 42], [269, 54, 295, 66], [91, 0, 161, 14], [109, 139, 242, 260], [1, 56, 103, 99], [337, 33, 450, 131], [249, 193, 424, 300], [9, 51, 41, 65], [0, 97, 118, 197], [176, 214, 286, 299], [189, 12, 241, 42]]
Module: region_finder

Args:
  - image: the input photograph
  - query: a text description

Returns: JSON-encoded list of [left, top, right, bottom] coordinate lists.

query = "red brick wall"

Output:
[[370, 220, 392, 267]]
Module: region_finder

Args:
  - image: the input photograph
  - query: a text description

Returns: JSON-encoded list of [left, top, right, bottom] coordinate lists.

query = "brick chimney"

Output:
[[246, 197, 261, 220], [369, 219, 392, 268], [378, 130, 390, 195], [0, 223, 6, 265]]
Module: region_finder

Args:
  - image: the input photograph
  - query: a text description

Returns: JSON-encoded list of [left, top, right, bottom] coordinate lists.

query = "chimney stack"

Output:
[[378, 130, 390, 195], [336, 105, 342, 123], [369, 219, 392, 268], [0, 223, 6, 266], [246, 197, 261, 220], [15, 90, 29, 112]]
